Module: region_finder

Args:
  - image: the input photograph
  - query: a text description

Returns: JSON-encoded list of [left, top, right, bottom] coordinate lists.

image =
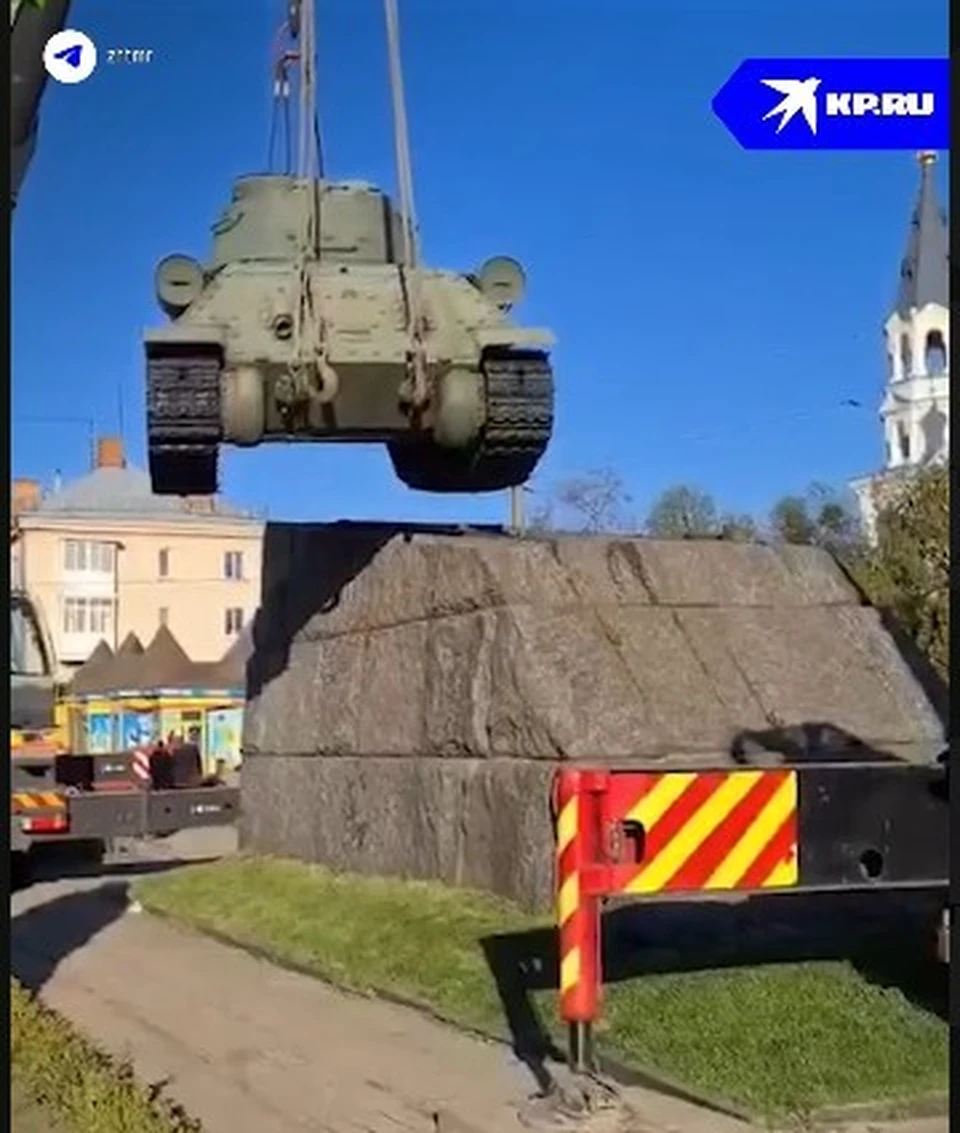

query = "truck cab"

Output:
[[10, 589, 61, 745]]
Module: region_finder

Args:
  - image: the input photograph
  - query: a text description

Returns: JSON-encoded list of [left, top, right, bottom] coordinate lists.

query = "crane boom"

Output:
[[10, 0, 72, 207]]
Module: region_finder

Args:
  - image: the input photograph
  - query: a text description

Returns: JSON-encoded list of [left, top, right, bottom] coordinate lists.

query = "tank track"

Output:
[[388, 348, 554, 493], [146, 345, 222, 496], [145, 344, 553, 496]]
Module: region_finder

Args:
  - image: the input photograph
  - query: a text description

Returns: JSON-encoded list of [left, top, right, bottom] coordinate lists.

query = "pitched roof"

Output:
[[70, 625, 247, 695], [92, 631, 144, 692], [134, 624, 196, 688], [68, 639, 115, 695], [895, 151, 949, 316], [33, 464, 254, 521], [201, 624, 254, 689]]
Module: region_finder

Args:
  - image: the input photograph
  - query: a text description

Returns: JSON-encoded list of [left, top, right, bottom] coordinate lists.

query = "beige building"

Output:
[[11, 437, 264, 677]]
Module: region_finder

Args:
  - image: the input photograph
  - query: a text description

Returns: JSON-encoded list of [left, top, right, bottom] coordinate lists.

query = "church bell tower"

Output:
[[851, 151, 949, 541]]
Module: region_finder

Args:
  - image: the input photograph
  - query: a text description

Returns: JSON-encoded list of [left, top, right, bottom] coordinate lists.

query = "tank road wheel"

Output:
[[387, 348, 554, 493], [145, 344, 223, 496]]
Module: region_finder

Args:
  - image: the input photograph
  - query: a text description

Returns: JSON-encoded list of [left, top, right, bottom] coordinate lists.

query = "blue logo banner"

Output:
[[712, 58, 949, 150]]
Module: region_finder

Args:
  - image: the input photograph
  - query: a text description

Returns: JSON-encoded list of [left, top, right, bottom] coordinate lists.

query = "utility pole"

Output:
[[508, 484, 527, 534]]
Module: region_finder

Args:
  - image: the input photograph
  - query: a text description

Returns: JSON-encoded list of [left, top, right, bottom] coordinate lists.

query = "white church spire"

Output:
[[879, 151, 949, 472], [850, 153, 950, 542]]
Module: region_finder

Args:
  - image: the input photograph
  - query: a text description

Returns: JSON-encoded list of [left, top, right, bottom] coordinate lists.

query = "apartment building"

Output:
[[11, 437, 264, 677]]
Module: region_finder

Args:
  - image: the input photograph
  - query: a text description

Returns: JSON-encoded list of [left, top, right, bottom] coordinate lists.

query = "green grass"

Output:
[[134, 856, 948, 1121], [11, 979, 201, 1133]]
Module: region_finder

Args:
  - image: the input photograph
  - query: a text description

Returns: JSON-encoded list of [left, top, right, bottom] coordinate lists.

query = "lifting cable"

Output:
[[272, 0, 425, 410], [286, 0, 338, 407], [384, 0, 429, 408], [267, 23, 296, 175]]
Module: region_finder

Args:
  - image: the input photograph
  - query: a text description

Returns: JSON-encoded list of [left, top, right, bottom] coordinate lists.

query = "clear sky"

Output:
[[12, 0, 949, 527]]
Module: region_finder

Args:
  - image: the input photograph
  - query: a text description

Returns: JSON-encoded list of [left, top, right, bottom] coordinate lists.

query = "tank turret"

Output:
[[143, 173, 555, 496]]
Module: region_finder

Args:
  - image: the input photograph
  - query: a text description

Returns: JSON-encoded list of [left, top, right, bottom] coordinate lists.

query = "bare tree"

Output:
[[530, 468, 633, 533]]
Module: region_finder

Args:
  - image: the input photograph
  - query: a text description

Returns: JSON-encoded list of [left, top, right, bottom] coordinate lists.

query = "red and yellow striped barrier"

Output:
[[555, 769, 602, 1025], [552, 757, 948, 1075], [611, 768, 798, 894], [552, 766, 799, 1054]]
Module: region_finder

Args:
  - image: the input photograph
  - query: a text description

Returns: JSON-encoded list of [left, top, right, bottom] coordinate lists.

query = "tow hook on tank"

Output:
[[274, 357, 340, 419], [310, 355, 340, 404]]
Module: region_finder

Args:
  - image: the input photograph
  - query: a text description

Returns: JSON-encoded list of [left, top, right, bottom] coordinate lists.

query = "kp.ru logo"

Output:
[[713, 59, 948, 150]]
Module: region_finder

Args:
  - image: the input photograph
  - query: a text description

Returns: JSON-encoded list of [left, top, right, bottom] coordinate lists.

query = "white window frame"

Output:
[[224, 550, 244, 580], [63, 596, 87, 634], [62, 596, 115, 639], [63, 538, 115, 575], [224, 607, 244, 635]]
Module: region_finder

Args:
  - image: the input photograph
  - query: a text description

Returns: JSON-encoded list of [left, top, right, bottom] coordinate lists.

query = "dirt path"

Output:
[[12, 1086, 66, 1133], [10, 839, 948, 1133]]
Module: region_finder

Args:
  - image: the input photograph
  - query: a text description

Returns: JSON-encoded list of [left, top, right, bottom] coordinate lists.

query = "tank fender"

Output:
[[473, 326, 555, 351], [143, 324, 228, 349]]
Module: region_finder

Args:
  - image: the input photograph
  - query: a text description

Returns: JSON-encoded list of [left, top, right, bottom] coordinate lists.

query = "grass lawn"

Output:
[[11, 979, 201, 1133], [134, 856, 948, 1121]]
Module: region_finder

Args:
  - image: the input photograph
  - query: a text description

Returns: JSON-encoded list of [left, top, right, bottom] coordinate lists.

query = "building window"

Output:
[[158, 547, 170, 578], [62, 596, 114, 639], [64, 539, 114, 574], [224, 550, 244, 580], [159, 607, 169, 628], [224, 607, 244, 636], [925, 330, 947, 377], [898, 426, 911, 462]]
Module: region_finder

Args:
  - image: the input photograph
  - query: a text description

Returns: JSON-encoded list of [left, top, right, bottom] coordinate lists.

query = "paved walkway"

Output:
[[10, 836, 949, 1133]]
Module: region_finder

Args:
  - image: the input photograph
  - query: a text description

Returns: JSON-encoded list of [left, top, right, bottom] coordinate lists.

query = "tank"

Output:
[[143, 175, 555, 496]]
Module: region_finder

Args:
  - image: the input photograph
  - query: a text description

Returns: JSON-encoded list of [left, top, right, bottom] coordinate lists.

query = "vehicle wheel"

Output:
[[11, 850, 32, 889]]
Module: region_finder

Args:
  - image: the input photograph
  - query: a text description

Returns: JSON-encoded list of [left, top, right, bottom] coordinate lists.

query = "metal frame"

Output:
[[553, 759, 947, 1074], [11, 784, 239, 850]]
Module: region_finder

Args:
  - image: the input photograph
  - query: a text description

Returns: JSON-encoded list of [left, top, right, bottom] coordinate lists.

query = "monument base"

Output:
[[240, 523, 945, 912]]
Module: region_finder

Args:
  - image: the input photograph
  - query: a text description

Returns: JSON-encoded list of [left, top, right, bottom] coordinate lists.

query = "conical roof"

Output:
[[135, 624, 195, 689], [97, 631, 145, 692], [895, 151, 948, 316], [192, 625, 252, 691], [68, 639, 115, 695]]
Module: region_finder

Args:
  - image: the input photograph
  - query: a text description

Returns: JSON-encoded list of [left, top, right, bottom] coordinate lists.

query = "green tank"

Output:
[[144, 174, 555, 496]]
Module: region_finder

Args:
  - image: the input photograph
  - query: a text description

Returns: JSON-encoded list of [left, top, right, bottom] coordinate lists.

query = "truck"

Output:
[[10, 588, 240, 885]]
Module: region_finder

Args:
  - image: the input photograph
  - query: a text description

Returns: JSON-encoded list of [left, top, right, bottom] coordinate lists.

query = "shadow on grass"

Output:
[[481, 882, 947, 1098]]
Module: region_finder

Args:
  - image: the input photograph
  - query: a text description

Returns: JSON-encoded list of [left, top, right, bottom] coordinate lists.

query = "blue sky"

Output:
[[12, 0, 948, 526]]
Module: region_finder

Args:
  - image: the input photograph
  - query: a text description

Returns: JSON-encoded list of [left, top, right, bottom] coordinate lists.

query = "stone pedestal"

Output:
[[240, 523, 945, 911]]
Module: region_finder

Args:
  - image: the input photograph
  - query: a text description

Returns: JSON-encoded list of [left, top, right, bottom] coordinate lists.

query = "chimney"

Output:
[[11, 478, 42, 518], [95, 436, 126, 470]]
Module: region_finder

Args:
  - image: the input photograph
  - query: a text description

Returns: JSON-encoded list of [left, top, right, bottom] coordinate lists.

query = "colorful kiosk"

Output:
[[63, 626, 248, 774]]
